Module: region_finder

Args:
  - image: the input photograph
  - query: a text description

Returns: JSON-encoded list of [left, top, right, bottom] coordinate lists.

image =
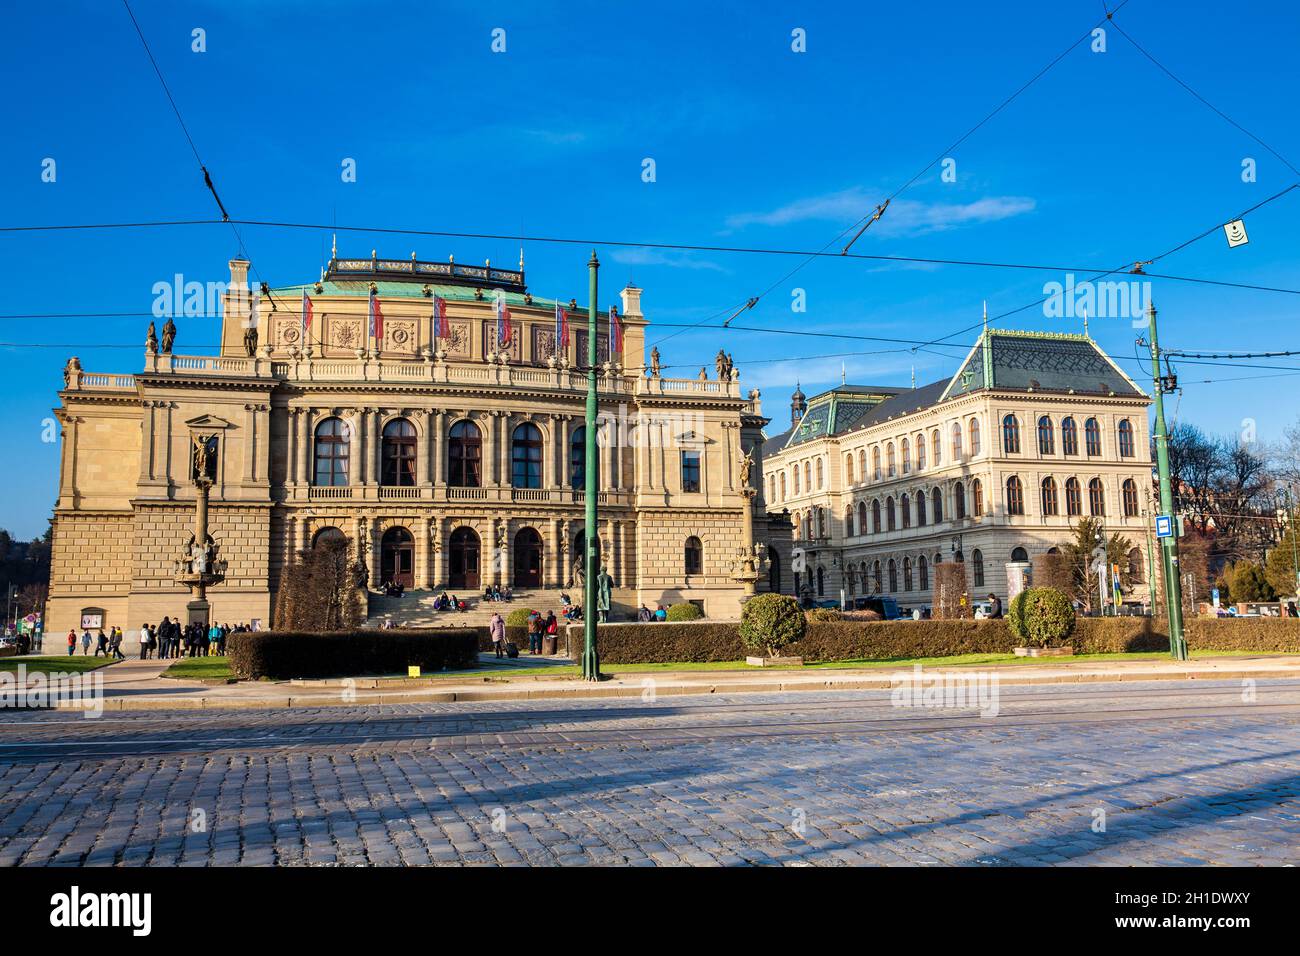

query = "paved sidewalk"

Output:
[[55, 653, 1300, 711]]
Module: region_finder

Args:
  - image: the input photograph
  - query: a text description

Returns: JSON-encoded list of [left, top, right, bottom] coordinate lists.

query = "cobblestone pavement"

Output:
[[0, 679, 1297, 866]]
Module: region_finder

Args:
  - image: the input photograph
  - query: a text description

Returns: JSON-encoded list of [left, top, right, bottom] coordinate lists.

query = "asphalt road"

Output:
[[1, 678, 1297, 866]]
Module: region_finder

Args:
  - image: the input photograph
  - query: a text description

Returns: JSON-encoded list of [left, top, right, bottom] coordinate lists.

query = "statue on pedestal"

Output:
[[160, 317, 176, 354], [146, 321, 158, 354], [650, 346, 661, 377], [596, 566, 613, 623], [243, 323, 258, 357]]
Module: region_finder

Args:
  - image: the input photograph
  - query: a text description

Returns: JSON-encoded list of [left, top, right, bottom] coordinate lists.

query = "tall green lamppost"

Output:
[[581, 250, 602, 681], [1147, 299, 1187, 660]]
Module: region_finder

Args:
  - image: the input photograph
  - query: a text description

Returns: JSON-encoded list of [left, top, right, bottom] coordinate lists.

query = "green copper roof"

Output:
[[940, 329, 1147, 401], [270, 280, 575, 311]]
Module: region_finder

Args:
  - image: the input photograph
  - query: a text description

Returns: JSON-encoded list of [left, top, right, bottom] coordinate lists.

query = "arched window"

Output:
[[804, 461, 811, 489], [901, 438, 911, 474], [312, 526, 347, 549], [313, 417, 350, 486], [779, 472, 787, 500], [887, 443, 896, 477], [1011, 546, 1029, 563], [932, 487, 943, 523], [972, 549, 985, 588], [971, 478, 984, 517], [858, 449, 866, 481], [951, 422, 963, 460], [1089, 477, 1106, 516], [918, 555, 929, 590], [511, 422, 543, 489], [381, 418, 417, 487], [903, 557, 913, 591], [1127, 547, 1144, 584], [1041, 477, 1059, 515], [872, 447, 882, 480], [1065, 477, 1082, 516], [872, 499, 882, 534], [954, 481, 966, 519], [969, 418, 981, 456], [1123, 478, 1139, 516], [888, 559, 898, 593], [1002, 414, 1021, 454], [874, 560, 883, 593], [1037, 416, 1054, 455], [792, 512, 801, 539], [1118, 420, 1135, 458], [901, 493, 911, 529], [845, 453, 855, 485], [1062, 417, 1078, 456], [916, 435, 927, 470], [817, 507, 827, 538], [844, 504, 855, 538], [793, 466, 801, 495], [931, 429, 942, 466], [1085, 417, 1102, 456], [858, 500, 867, 535], [886, 497, 896, 531], [447, 420, 482, 487], [684, 536, 703, 576], [917, 492, 927, 526], [1007, 476, 1025, 515], [846, 563, 857, 596], [816, 458, 825, 489], [570, 426, 586, 489]]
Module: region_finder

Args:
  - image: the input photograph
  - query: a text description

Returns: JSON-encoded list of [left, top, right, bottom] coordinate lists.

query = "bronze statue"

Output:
[[160, 317, 176, 354], [738, 445, 755, 486], [146, 321, 158, 354], [191, 434, 214, 484], [596, 566, 613, 623]]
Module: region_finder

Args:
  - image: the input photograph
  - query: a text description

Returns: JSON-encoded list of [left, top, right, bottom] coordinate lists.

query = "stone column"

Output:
[[368, 518, 382, 587], [550, 518, 563, 587], [242, 404, 257, 483], [499, 413, 512, 488], [481, 412, 496, 485], [419, 515, 433, 588], [373, 408, 385, 486], [139, 401, 155, 481], [432, 410, 445, 486], [559, 415, 571, 488], [431, 517, 444, 588]]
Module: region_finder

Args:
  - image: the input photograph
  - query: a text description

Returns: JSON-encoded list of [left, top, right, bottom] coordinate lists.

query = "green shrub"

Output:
[[1007, 587, 1076, 647], [505, 607, 536, 629], [805, 608, 841, 622], [740, 593, 806, 657], [227, 628, 479, 680], [665, 602, 703, 622]]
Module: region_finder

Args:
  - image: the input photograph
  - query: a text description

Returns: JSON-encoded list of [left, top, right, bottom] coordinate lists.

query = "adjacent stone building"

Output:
[[762, 329, 1155, 609], [47, 252, 790, 634]]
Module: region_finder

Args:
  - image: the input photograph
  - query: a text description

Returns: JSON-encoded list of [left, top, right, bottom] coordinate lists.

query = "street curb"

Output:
[[58, 663, 1300, 711]]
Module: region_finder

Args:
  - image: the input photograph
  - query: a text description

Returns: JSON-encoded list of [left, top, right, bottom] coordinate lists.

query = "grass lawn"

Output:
[[163, 656, 234, 681], [0, 655, 114, 675]]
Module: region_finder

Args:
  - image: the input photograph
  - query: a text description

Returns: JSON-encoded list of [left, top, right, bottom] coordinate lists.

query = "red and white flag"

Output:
[[433, 294, 450, 343], [301, 290, 313, 337], [555, 302, 569, 347], [368, 286, 384, 343]]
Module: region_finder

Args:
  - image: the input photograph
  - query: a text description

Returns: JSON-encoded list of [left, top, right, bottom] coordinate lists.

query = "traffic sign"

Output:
[[1155, 515, 1174, 538]]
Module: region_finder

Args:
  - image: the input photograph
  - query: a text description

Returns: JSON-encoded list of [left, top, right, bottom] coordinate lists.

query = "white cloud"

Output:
[[608, 248, 728, 272], [726, 188, 1035, 237]]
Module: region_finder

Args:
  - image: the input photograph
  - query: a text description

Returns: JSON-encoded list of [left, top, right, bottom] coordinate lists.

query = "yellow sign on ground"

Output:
[[407, 666, 421, 678]]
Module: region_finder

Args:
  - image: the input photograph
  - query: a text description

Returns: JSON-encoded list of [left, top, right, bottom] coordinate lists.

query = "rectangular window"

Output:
[[681, 450, 701, 492]]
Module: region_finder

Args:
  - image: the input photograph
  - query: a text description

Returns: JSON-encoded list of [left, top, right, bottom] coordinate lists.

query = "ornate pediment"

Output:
[[183, 414, 233, 430]]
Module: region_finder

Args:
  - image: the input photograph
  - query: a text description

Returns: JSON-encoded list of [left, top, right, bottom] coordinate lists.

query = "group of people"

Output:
[[636, 605, 670, 622], [431, 592, 469, 612], [482, 583, 515, 603], [487, 609, 561, 658], [558, 593, 583, 622], [65, 626, 127, 659], [62, 619, 251, 660]]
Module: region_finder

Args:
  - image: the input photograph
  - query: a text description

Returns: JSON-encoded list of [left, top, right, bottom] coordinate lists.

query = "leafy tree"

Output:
[[1265, 513, 1300, 599], [1060, 517, 1133, 611], [273, 537, 365, 631], [739, 593, 805, 657]]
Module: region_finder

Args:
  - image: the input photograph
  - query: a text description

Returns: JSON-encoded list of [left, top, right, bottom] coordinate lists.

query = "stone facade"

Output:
[[47, 254, 790, 637], [762, 330, 1155, 610]]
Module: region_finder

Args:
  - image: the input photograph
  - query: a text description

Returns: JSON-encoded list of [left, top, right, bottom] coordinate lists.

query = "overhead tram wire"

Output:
[[651, 0, 1139, 348], [907, 182, 1300, 350]]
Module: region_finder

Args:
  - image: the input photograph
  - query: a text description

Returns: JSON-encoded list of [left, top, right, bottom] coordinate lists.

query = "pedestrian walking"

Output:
[[489, 612, 505, 659], [94, 628, 108, 657], [527, 609, 543, 654], [81, 629, 92, 655]]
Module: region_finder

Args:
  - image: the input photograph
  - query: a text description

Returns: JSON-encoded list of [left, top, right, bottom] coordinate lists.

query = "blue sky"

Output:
[[3, 0, 1299, 538]]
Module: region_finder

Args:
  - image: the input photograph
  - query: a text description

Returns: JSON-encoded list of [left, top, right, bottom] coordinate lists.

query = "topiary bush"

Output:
[[665, 602, 703, 622], [505, 607, 536, 629], [739, 593, 806, 657], [1007, 587, 1076, 647]]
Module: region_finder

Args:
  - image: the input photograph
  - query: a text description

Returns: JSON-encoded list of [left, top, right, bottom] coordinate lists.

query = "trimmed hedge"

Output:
[[665, 602, 703, 622], [227, 629, 479, 680], [568, 616, 1300, 664]]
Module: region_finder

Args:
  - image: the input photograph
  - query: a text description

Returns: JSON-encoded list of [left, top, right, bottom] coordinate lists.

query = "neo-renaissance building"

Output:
[[762, 329, 1155, 607], [47, 252, 790, 633]]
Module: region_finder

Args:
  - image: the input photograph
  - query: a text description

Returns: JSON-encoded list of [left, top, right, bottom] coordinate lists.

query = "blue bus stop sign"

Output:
[[1155, 515, 1174, 538]]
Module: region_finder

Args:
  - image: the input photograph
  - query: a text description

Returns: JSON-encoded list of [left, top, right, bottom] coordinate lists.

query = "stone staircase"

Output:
[[365, 588, 571, 629]]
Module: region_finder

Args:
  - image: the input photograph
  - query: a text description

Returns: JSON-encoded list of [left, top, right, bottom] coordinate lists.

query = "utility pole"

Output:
[[581, 251, 601, 681], [1146, 300, 1187, 659]]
